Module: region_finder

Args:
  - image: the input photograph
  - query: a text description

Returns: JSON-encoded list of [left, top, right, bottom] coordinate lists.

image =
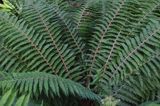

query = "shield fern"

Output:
[[0, 0, 160, 106]]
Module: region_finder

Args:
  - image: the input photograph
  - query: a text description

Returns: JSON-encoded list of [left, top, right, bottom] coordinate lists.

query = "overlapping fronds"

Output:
[[20, 2, 80, 77], [0, 0, 160, 105], [0, 11, 82, 81], [107, 20, 160, 86], [86, 0, 160, 85], [82, 0, 160, 105], [112, 52, 160, 105]]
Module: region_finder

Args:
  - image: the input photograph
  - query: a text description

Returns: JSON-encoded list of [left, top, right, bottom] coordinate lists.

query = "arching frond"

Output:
[[0, 72, 101, 102], [0, 12, 82, 81], [20, 2, 80, 76]]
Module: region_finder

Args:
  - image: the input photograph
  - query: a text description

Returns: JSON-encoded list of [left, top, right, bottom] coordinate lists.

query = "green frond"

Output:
[[0, 12, 55, 73], [47, 1, 84, 55], [0, 0, 15, 12], [140, 102, 160, 106], [8, 0, 84, 55], [0, 72, 101, 102], [20, 2, 81, 77], [0, 11, 82, 80], [86, 0, 160, 89], [0, 0, 160, 105], [111, 52, 160, 105], [114, 75, 160, 105], [0, 89, 30, 106], [0, 44, 28, 72], [85, 0, 157, 84], [108, 20, 160, 85]]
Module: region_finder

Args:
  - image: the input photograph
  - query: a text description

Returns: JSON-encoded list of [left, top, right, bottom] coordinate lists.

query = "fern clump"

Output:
[[0, 0, 160, 106]]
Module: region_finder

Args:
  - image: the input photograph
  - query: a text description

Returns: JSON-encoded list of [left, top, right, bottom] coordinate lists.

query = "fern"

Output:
[[0, 89, 31, 106], [0, 0, 15, 12], [0, 72, 100, 101], [21, 2, 78, 75], [0, 0, 160, 106]]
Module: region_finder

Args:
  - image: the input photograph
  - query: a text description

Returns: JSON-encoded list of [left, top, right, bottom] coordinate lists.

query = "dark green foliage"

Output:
[[0, 72, 100, 101], [0, 0, 160, 106]]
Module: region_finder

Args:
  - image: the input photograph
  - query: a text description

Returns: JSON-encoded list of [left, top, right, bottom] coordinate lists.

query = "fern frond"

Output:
[[0, 89, 30, 106], [127, 0, 160, 37], [48, 1, 84, 55], [0, 44, 28, 72], [0, 72, 101, 102], [20, 2, 80, 77], [108, 20, 160, 85], [0, 12, 82, 80], [86, 0, 156, 87], [0, 0, 160, 105], [10, 0, 84, 55], [115, 75, 160, 105], [111, 52, 160, 105], [0, 12, 56, 73]]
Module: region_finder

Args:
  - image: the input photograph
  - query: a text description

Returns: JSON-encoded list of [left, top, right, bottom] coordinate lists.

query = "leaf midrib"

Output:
[[1, 15, 56, 73], [110, 28, 160, 81], [32, 5, 69, 73]]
